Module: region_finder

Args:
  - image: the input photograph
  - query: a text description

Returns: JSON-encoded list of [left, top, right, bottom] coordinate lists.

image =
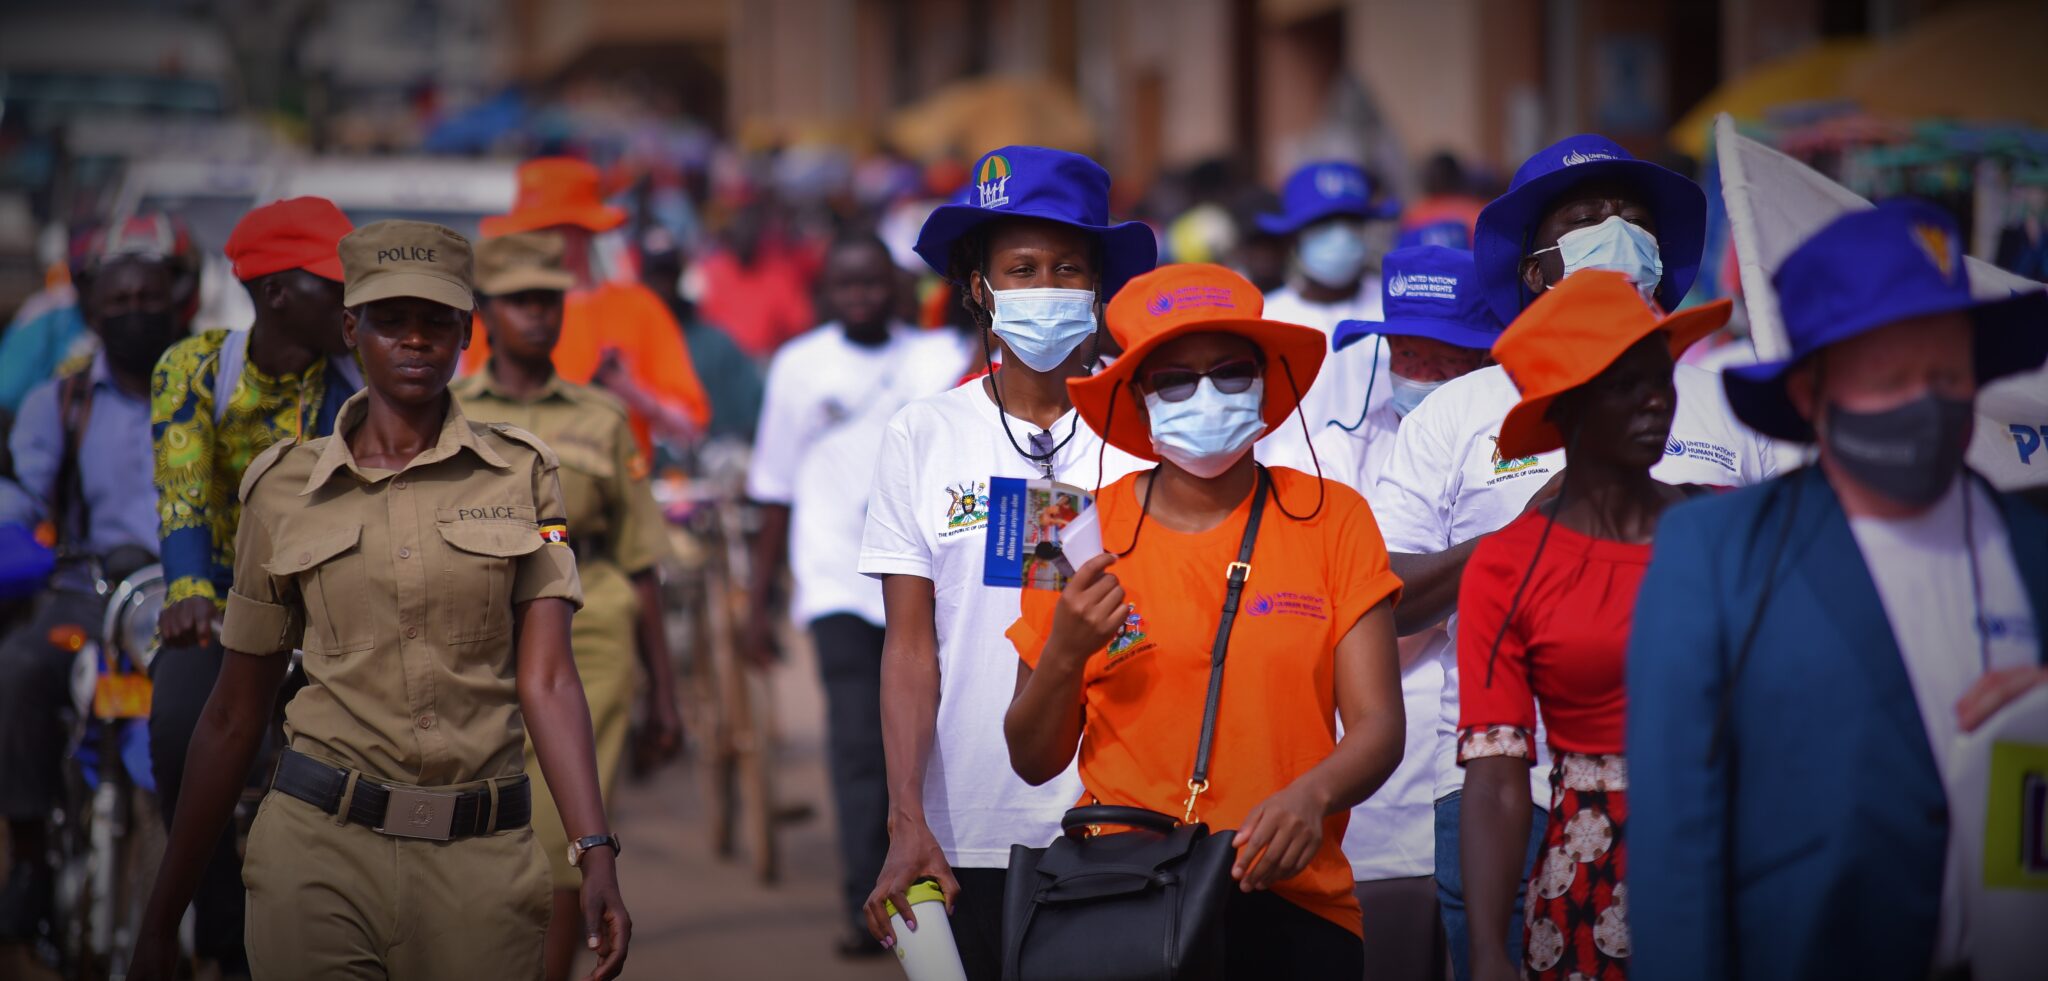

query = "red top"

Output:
[[1455, 510, 1650, 759]]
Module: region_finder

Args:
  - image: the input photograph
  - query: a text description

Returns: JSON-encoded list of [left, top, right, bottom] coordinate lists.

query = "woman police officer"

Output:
[[132, 220, 630, 981]]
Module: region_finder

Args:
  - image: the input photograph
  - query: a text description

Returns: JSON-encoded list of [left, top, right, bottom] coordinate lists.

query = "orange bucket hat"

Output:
[[479, 157, 627, 239], [1493, 269, 1732, 459], [1071, 263, 1327, 463]]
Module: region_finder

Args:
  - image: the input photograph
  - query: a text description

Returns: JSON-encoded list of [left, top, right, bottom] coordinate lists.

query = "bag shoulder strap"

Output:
[[52, 368, 97, 551], [212, 329, 251, 426], [1183, 465, 1269, 822]]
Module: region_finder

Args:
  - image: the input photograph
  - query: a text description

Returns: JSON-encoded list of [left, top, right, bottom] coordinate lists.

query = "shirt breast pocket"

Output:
[[264, 525, 373, 655], [435, 508, 543, 645]]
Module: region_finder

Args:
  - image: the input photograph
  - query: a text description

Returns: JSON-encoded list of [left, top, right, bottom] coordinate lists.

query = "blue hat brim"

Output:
[[1254, 198, 1399, 237], [912, 204, 1158, 297], [1723, 288, 2048, 443], [1473, 158, 1706, 325], [1335, 316, 1498, 352]]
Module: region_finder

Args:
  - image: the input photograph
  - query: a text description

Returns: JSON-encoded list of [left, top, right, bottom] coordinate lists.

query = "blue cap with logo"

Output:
[[1256, 161, 1399, 236], [1334, 245, 1503, 352], [1723, 199, 2048, 443], [1473, 134, 1705, 324], [912, 145, 1157, 297]]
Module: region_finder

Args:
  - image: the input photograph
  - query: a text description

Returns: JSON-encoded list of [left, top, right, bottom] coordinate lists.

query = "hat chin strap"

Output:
[[1272, 357, 1326, 522]]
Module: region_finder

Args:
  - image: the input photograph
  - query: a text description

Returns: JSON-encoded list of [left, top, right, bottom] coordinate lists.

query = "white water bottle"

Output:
[[885, 877, 968, 981]]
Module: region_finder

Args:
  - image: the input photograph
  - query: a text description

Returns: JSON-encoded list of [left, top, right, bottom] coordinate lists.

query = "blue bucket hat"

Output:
[[1256, 161, 1400, 236], [1334, 245, 1503, 352], [1724, 199, 2048, 443], [911, 146, 1157, 297], [1473, 134, 1705, 324], [1396, 219, 1471, 250]]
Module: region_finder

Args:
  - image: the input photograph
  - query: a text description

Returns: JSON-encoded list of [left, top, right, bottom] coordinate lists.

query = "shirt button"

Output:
[[417, 715, 434, 730], [394, 478, 409, 490], [398, 547, 411, 559], [298, 552, 311, 564], [404, 626, 419, 639]]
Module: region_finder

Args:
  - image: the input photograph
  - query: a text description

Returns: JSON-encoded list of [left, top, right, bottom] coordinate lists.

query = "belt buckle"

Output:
[[376, 786, 458, 841]]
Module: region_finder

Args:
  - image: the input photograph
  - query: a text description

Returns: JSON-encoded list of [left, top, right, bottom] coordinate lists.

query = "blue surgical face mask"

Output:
[[1533, 215, 1663, 299], [1297, 221, 1370, 288], [987, 286, 1098, 371], [1386, 373, 1445, 418], [1145, 376, 1267, 478]]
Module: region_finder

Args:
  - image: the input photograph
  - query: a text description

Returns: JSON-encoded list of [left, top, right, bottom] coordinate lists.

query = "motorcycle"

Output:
[[49, 551, 165, 980]]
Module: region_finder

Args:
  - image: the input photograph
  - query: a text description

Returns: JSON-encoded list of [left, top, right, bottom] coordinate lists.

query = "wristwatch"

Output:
[[567, 833, 622, 868]]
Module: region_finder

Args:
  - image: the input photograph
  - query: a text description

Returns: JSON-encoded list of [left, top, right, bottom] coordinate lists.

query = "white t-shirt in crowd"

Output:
[[750, 322, 970, 627], [1257, 280, 1392, 468], [1268, 404, 1444, 881], [859, 380, 1149, 867], [1848, 477, 2038, 970], [1371, 363, 1780, 805]]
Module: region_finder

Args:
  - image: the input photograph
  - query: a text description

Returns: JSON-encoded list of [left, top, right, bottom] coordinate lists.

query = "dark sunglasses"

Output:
[[1144, 359, 1261, 403]]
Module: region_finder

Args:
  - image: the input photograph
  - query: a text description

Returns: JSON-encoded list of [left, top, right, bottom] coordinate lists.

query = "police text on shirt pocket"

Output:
[[264, 525, 374, 655], [436, 505, 543, 645]]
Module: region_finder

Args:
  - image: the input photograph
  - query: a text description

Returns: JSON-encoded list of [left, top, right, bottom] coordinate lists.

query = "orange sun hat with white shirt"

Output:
[[1492, 269, 1731, 459], [480, 157, 627, 239], [1071, 263, 1327, 462]]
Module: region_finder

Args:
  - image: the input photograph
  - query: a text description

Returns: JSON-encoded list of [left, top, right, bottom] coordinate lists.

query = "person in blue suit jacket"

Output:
[[1627, 200, 2048, 981]]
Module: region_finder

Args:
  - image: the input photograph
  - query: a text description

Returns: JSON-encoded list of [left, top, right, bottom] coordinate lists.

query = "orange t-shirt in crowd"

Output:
[[1007, 466, 1403, 937], [693, 249, 817, 359], [462, 280, 712, 451]]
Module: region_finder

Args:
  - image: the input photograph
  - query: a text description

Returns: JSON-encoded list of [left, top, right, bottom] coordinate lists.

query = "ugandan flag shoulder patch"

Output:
[[539, 519, 570, 547]]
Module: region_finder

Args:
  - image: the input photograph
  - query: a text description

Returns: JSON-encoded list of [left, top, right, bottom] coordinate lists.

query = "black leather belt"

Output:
[[271, 749, 530, 841]]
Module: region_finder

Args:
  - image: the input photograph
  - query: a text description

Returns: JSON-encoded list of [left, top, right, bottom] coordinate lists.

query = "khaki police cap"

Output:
[[339, 220, 475, 311], [475, 231, 576, 297]]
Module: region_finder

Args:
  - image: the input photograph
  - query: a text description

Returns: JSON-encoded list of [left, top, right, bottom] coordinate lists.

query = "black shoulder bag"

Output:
[[1000, 468, 1269, 981]]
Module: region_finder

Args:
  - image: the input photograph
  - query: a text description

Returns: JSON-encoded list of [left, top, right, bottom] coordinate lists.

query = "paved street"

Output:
[[598, 636, 902, 981]]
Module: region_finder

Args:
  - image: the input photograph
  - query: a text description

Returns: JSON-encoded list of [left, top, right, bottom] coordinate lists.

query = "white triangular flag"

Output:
[[1715, 113, 2048, 489]]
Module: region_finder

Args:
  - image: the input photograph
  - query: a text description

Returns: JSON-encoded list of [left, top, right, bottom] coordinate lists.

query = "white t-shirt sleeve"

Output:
[[1372, 396, 1456, 554], [857, 405, 934, 579], [745, 343, 811, 504]]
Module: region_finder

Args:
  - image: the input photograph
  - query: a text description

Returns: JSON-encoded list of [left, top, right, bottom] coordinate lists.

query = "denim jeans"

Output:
[[1433, 790, 1548, 981]]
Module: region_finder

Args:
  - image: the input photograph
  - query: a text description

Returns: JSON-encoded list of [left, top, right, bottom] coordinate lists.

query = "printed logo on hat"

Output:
[[1560, 149, 1620, 167], [1913, 223, 1957, 279], [1386, 271, 1457, 301], [977, 155, 1014, 209], [1146, 285, 1237, 316], [1314, 166, 1365, 200]]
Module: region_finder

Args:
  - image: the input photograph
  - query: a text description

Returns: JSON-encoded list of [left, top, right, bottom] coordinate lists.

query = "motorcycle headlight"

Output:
[[121, 587, 163, 671], [101, 564, 166, 671]]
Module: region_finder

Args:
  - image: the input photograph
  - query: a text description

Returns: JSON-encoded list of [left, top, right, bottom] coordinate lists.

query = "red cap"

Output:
[[224, 197, 354, 282]]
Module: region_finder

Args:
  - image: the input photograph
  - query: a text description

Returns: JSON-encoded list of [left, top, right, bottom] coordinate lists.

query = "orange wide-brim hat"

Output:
[[1071, 263, 1327, 463], [1493, 269, 1733, 459], [479, 157, 627, 239]]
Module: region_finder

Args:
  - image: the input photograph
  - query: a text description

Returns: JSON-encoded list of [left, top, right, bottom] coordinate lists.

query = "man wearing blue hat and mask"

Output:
[[1628, 201, 2048, 981], [1255, 160, 1401, 467], [1369, 134, 1779, 981], [1265, 244, 1501, 980]]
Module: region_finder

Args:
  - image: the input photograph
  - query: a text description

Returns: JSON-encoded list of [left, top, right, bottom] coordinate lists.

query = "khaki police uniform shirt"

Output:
[[450, 371, 670, 579], [221, 390, 583, 787]]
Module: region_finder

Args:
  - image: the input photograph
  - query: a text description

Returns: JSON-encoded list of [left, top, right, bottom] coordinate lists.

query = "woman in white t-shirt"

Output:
[[855, 145, 1155, 977]]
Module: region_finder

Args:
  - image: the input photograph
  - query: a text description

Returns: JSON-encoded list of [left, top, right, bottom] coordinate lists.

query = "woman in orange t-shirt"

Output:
[[1005, 263, 1406, 979]]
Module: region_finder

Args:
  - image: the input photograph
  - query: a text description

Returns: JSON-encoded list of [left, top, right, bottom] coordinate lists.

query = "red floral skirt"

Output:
[[1524, 751, 1629, 980]]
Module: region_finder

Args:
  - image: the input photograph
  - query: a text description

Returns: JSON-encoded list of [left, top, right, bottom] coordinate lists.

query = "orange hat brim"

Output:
[[1070, 317, 1329, 463], [479, 203, 627, 240], [1495, 299, 1732, 460]]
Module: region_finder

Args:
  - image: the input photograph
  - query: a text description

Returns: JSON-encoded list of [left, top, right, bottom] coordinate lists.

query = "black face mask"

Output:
[[1824, 393, 1973, 509], [98, 310, 182, 377]]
